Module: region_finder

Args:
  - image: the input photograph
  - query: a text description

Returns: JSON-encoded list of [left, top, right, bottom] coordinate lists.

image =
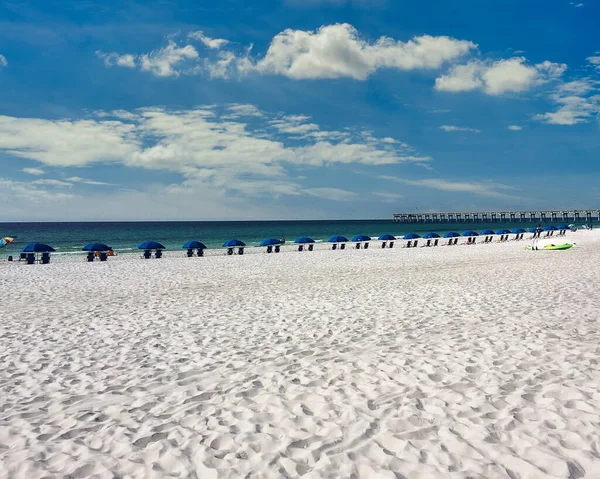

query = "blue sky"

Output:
[[1, 0, 599, 220]]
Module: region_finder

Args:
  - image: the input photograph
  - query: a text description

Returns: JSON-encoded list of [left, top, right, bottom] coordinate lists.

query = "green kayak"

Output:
[[526, 243, 574, 250], [543, 243, 573, 250]]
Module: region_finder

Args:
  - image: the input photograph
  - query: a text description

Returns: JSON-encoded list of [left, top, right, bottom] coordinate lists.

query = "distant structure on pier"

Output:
[[393, 210, 599, 223]]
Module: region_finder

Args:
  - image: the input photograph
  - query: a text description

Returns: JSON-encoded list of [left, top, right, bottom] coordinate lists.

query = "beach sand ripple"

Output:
[[1, 232, 600, 478]]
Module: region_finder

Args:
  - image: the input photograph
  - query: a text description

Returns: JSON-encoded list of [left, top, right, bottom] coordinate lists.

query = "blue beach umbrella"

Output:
[[294, 237, 315, 244], [443, 232, 460, 238], [480, 229, 495, 235], [328, 235, 349, 243], [259, 238, 281, 247], [352, 235, 371, 242], [462, 231, 479, 237], [543, 225, 557, 231], [556, 224, 569, 230], [377, 234, 396, 241], [223, 239, 246, 247], [423, 232, 440, 239], [403, 233, 421, 240], [138, 241, 165, 250], [23, 242, 56, 253], [496, 229, 511, 235], [82, 242, 111, 252], [511, 228, 526, 234], [182, 240, 207, 249]]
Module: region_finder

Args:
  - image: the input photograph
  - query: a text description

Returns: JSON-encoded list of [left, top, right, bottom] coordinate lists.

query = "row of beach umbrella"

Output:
[[10, 225, 572, 258]]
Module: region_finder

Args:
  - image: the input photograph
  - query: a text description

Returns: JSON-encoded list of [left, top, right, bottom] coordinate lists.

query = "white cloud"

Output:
[[99, 24, 475, 81], [65, 176, 112, 185], [435, 57, 566, 95], [250, 24, 475, 80], [96, 51, 136, 68], [139, 41, 199, 77], [380, 175, 518, 199], [97, 41, 199, 77], [507, 125, 523, 131], [569, 2, 584, 6], [0, 54, 7, 67], [22, 167, 45, 175], [224, 104, 264, 118], [587, 55, 600, 68], [0, 106, 429, 203], [0, 114, 140, 166], [440, 125, 481, 133], [188, 31, 229, 49], [534, 79, 600, 125]]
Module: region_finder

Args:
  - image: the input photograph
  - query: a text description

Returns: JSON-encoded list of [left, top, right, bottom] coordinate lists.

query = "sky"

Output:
[[0, 0, 599, 221]]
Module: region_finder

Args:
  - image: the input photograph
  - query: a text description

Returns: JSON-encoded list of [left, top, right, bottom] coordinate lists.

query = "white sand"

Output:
[[1, 231, 600, 478]]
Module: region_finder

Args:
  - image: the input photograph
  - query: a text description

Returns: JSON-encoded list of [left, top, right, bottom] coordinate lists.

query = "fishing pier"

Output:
[[393, 210, 599, 223]]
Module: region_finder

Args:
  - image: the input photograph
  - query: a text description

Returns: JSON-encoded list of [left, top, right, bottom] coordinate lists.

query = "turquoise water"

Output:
[[0, 219, 586, 254]]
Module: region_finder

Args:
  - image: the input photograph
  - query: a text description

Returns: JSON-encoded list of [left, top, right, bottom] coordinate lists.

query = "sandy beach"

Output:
[[1, 231, 600, 479]]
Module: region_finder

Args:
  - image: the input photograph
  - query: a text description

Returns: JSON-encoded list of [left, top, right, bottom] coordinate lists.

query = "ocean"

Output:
[[0, 219, 584, 254]]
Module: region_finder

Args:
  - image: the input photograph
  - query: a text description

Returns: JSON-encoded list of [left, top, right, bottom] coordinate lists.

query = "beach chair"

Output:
[[413, 240, 418, 247], [389, 241, 394, 248], [86, 252, 95, 262], [298, 245, 304, 252], [40, 252, 50, 264], [434, 239, 439, 246], [143, 249, 151, 259], [364, 242, 369, 249], [266, 246, 273, 253], [426, 239, 431, 247], [406, 241, 412, 248], [381, 242, 386, 248], [197, 248, 204, 257], [332, 244, 337, 250], [155, 250, 163, 258], [26, 253, 35, 265], [355, 243, 361, 249], [340, 243, 346, 250], [186, 248, 194, 257], [274, 245, 280, 253], [227, 248, 234, 255], [99, 252, 108, 261], [19, 252, 27, 261], [308, 244, 314, 252], [238, 247, 244, 255]]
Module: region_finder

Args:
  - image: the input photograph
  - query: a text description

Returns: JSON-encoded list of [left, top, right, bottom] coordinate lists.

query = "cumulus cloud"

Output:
[[98, 24, 475, 81], [0, 105, 429, 204], [440, 125, 481, 133], [249, 24, 475, 80], [534, 78, 600, 125], [435, 57, 566, 95], [0, 54, 7, 67], [507, 125, 523, 130]]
